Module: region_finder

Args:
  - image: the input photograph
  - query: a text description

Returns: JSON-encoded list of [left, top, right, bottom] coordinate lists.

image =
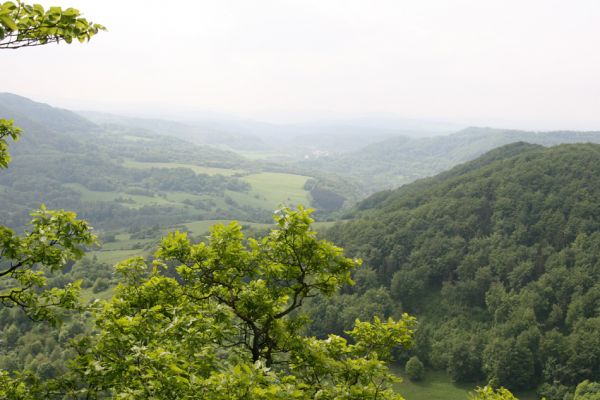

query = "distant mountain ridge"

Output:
[[78, 110, 271, 151], [0, 92, 98, 134], [301, 126, 600, 194]]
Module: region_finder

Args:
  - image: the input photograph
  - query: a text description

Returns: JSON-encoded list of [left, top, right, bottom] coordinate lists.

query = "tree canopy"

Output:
[[1, 207, 417, 399]]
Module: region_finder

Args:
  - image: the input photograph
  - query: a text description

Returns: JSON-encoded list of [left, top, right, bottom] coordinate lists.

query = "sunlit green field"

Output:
[[391, 368, 471, 400], [390, 366, 536, 400], [65, 183, 177, 208], [122, 160, 241, 176], [66, 170, 312, 212], [240, 172, 311, 209], [89, 248, 148, 265]]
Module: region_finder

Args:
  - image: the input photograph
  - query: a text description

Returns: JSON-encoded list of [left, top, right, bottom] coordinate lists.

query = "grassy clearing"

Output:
[[100, 237, 156, 251], [390, 366, 536, 400], [391, 368, 472, 400], [81, 286, 115, 303], [122, 160, 241, 176], [240, 172, 311, 209], [235, 151, 283, 160], [88, 248, 148, 265], [65, 183, 177, 208]]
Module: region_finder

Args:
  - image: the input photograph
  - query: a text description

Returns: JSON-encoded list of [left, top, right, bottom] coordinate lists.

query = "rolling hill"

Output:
[[315, 143, 600, 395]]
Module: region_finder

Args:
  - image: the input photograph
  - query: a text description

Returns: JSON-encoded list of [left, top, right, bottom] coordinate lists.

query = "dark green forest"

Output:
[[316, 143, 600, 398]]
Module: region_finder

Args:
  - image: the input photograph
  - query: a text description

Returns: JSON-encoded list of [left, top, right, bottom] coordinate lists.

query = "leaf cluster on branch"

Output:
[[0, 1, 105, 49]]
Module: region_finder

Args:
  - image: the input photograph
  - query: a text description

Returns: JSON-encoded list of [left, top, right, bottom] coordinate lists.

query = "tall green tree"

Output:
[[52, 207, 417, 399]]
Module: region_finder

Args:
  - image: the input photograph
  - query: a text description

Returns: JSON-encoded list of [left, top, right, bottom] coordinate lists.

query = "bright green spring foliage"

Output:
[[0, 119, 21, 168], [574, 380, 600, 400], [0, 1, 105, 49], [0, 205, 96, 323], [469, 386, 518, 400], [19, 207, 417, 399]]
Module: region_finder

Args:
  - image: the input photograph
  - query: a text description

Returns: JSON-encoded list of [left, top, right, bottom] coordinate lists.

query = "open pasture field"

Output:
[[122, 160, 241, 176], [390, 366, 536, 400], [239, 172, 311, 209]]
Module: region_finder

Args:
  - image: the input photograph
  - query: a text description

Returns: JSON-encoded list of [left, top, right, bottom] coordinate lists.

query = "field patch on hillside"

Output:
[[240, 172, 311, 209], [122, 160, 241, 176]]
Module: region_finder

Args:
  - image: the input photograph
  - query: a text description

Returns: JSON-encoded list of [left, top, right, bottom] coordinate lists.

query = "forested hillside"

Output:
[[318, 143, 600, 397]]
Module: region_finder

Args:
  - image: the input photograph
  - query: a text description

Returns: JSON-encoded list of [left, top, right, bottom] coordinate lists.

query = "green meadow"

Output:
[[122, 160, 242, 176]]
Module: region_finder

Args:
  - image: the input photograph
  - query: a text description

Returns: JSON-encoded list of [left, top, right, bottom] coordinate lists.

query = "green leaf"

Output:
[[0, 14, 17, 30]]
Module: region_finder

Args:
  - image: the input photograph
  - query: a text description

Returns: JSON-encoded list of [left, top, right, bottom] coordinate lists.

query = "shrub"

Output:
[[405, 355, 425, 381]]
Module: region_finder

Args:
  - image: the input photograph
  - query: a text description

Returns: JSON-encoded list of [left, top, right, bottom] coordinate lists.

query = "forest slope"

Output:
[[319, 143, 600, 396]]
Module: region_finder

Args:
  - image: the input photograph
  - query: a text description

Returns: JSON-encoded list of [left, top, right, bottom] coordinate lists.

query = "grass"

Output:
[[65, 183, 176, 208], [240, 172, 311, 209], [390, 366, 537, 400], [122, 160, 241, 176], [88, 248, 148, 265], [391, 368, 472, 400], [81, 286, 115, 303]]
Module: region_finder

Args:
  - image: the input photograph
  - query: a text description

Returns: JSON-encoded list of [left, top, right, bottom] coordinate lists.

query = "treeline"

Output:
[[314, 143, 600, 397]]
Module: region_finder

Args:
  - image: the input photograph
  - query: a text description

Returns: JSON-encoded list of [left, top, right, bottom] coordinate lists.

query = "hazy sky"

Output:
[[3, 0, 600, 129]]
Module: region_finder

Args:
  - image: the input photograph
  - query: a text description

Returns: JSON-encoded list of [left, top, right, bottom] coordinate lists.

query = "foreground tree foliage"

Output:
[[0, 119, 20, 168], [1, 207, 416, 399], [0, 0, 104, 49], [0, 206, 95, 323], [470, 386, 518, 400]]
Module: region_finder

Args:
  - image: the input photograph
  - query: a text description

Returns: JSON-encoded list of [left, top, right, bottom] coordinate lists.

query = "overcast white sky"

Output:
[[3, 0, 600, 129]]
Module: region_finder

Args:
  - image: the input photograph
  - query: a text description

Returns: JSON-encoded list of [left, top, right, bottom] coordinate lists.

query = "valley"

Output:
[[2, 93, 600, 399]]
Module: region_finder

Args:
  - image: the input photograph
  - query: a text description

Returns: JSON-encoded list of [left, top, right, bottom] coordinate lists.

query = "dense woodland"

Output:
[[319, 143, 600, 398]]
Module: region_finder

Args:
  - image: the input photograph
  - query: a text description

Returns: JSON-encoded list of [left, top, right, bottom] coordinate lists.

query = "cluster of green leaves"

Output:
[[469, 386, 518, 400], [0, 206, 95, 323], [573, 380, 600, 400], [0, 1, 104, 49], [322, 143, 600, 394], [0, 119, 20, 168]]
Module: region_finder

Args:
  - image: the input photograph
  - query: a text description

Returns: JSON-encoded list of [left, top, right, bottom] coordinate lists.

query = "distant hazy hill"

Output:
[[78, 111, 270, 151], [0, 93, 246, 165], [0, 92, 102, 154], [320, 143, 600, 392], [302, 127, 600, 193], [0, 92, 98, 134]]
